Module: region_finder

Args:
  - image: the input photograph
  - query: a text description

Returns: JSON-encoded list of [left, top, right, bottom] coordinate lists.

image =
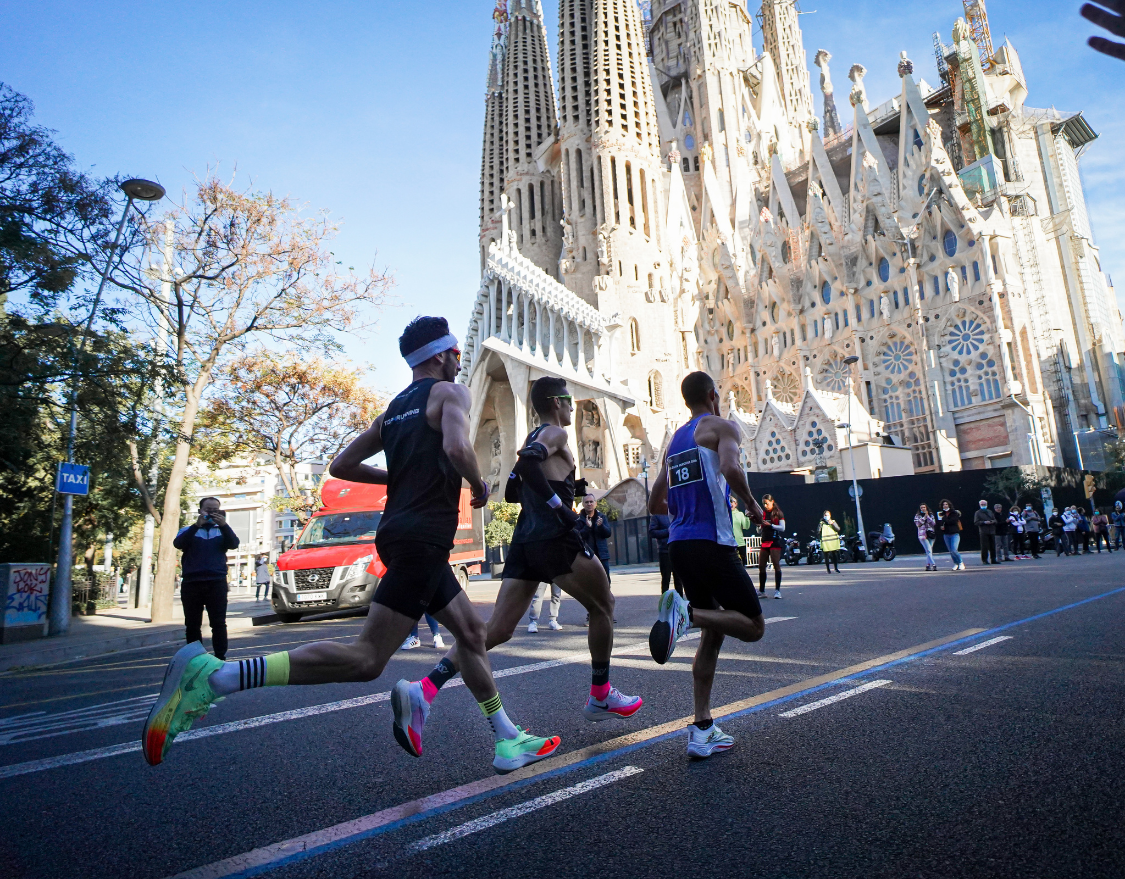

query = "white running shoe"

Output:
[[390, 679, 429, 757], [548, 620, 563, 631], [432, 634, 446, 650], [400, 635, 421, 650], [773, 589, 782, 599], [687, 722, 734, 758], [527, 621, 539, 634], [649, 588, 690, 664], [582, 687, 644, 721]]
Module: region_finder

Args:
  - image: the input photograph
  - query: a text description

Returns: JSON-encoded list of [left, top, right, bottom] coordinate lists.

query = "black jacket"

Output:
[[576, 510, 611, 561], [648, 513, 671, 554]]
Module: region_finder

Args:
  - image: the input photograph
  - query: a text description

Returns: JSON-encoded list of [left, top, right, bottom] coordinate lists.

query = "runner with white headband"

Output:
[[142, 316, 561, 775]]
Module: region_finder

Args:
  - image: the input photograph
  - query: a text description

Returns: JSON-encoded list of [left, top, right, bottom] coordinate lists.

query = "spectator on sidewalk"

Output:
[[915, 504, 937, 571], [576, 493, 612, 583], [649, 512, 684, 597], [937, 500, 964, 571], [527, 583, 563, 632], [819, 510, 842, 574], [729, 498, 754, 566], [1062, 506, 1079, 555], [1048, 508, 1068, 557], [172, 497, 239, 660], [401, 613, 445, 650], [1112, 501, 1125, 550], [1076, 507, 1092, 554], [973, 500, 998, 565], [1023, 505, 1042, 558], [254, 556, 271, 600], [1091, 509, 1113, 553], [1008, 506, 1026, 558], [993, 503, 1013, 561]]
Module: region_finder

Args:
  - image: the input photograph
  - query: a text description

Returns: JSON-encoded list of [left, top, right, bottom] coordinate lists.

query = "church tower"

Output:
[[759, 0, 814, 140], [501, 0, 562, 278], [478, 1, 508, 269]]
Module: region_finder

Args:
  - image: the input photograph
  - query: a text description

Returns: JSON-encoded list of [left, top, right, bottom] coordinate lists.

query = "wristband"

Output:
[[546, 494, 563, 509]]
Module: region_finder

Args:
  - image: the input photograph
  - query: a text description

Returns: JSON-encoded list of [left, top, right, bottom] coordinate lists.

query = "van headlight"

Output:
[[343, 555, 374, 581]]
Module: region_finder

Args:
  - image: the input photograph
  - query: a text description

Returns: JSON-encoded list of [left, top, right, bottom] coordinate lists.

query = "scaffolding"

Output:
[[962, 0, 996, 70]]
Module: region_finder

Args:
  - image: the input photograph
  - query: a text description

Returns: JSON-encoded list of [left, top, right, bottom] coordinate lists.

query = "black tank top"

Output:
[[376, 379, 462, 550], [511, 425, 575, 544]]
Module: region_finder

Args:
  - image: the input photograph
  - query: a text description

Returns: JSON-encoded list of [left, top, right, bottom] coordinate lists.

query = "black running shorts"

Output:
[[503, 530, 592, 584], [372, 540, 460, 619], [668, 539, 763, 620]]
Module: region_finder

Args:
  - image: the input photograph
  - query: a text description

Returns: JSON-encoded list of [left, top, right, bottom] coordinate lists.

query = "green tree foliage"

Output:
[[982, 467, 1048, 509], [0, 83, 122, 310], [484, 500, 520, 548]]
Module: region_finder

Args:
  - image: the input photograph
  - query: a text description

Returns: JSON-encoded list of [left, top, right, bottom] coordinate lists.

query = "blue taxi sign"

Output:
[[56, 462, 91, 496]]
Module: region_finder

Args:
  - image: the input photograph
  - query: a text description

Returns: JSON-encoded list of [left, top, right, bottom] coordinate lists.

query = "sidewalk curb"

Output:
[[0, 628, 183, 674]]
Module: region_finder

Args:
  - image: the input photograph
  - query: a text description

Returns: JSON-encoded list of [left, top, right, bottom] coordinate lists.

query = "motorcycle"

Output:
[[805, 532, 824, 566], [842, 533, 866, 563], [783, 533, 804, 566], [866, 527, 897, 561]]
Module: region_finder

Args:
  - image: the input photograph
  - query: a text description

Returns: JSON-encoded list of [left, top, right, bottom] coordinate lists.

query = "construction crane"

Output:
[[962, 0, 995, 70]]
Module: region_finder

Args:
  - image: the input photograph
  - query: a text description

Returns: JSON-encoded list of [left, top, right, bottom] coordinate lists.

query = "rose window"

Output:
[[948, 318, 986, 356], [819, 356, 850, 393], [879, 340, 914, 375], [772, 369, 801, 404], [800, 420, 834, 459]]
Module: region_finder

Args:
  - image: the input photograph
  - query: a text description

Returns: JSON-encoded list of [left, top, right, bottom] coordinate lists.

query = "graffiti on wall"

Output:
[[5, 565, 50, 627]]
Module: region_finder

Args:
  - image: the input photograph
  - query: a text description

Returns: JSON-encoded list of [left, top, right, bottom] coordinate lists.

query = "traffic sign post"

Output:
[[56, 462, 90, 496]]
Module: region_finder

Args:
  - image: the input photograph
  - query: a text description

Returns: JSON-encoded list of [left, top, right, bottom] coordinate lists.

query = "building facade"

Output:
[[460, 0, 1125, 489]]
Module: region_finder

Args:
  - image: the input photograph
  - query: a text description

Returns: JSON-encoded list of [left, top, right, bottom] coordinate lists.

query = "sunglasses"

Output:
[[548, 394, 573, 404]]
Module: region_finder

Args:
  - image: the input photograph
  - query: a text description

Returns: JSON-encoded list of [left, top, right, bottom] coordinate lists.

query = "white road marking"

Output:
[[406, 766, 644, 854], [0, 694, 156, 745], [778, 679, 892, 717], [0, 616, 802, 777], [952, 636, 1013, 655]]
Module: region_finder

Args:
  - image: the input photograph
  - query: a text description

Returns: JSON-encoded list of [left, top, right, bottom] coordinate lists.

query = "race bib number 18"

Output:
[[667, 448, 703, 488]]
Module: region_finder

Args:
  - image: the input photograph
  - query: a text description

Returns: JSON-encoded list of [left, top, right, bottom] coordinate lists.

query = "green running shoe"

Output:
[[142, 641, 224, 765], [492, 729, 560, 775]]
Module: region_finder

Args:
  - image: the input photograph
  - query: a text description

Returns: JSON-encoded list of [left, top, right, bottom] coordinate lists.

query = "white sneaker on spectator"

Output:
[[527, 621, 539, 634]]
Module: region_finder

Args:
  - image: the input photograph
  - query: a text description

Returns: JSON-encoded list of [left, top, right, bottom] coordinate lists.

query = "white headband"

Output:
[[404, 333, 459, 367]]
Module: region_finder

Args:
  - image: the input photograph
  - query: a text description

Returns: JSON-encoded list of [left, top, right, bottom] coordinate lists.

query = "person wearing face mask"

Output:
[[1062, 506, 1079, 555], [914, 504, 937, 571], [1022, 505, 1042, 559], [993, 503, 1013, 562], [1048, 508, 1068, 557], [937, 500, 964, 570], [973, 500, 998, 565], [1112, 501, 1125, 550], [819, 510, 842, 574]]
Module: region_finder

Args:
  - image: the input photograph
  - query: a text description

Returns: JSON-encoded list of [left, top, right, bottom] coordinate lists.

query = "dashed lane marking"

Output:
[[778, 680, 892, 717], [0, 618, 800, 762], [953, 635, 1014, 655]]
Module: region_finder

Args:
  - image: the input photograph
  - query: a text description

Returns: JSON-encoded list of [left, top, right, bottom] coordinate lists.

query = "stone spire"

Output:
[[760, 0, 815, 126], [501, 0, 562, 276], [478, 0, 509, 269], [813, 49, 842, 137]]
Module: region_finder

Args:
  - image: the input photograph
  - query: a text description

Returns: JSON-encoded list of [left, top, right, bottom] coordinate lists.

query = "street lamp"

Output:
[[840, 354, 868, 561], [49, 179, 165, 636]]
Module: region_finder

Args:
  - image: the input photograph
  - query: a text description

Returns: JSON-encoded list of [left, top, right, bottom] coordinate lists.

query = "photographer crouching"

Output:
[[172, 497, 240, 659]]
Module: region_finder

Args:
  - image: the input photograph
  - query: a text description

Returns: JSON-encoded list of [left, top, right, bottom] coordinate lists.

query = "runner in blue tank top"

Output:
[[647, 371, 768, 759]]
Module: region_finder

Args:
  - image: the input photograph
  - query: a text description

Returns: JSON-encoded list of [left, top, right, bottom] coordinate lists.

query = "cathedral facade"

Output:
[[460, 0, 1125, 495]]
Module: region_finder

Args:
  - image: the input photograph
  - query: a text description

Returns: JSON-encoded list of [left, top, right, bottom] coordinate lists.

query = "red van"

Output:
[[271, 477, 484, 622]]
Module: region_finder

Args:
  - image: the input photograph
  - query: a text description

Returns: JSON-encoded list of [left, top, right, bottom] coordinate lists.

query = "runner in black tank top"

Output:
[[141, 317, 560, 777], [412, 377, 644, 725]]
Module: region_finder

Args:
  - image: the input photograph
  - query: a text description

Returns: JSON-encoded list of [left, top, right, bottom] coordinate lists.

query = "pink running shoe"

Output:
[[582, 687, 643, 721], [391, 679, 429, 757]]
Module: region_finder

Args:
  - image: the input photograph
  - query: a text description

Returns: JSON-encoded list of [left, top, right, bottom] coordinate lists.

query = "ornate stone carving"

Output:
[[897, 50, 914, 77], [580, 439, 603, 469], [880, 292, 892, 322], [848, 64, 868, 111], [814, 49, 842, 137], [771, 332, 780, 359], [823, 314, 834, 340], [946, 265, 960, 301], [596, 224, 611, 267]]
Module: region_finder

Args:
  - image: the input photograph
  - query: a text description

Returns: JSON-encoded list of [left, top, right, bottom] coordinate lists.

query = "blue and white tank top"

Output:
[[666, 416, 736, 546]]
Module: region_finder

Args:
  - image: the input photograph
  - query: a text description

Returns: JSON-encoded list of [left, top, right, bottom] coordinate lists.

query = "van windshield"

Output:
[[296, 511, 382, 547]]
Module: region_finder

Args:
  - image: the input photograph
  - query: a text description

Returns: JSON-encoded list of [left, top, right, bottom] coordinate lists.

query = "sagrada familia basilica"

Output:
[[459, 0, 1125, 495]]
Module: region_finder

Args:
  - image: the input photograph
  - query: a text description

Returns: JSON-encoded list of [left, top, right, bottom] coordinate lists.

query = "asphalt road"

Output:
[[2, 551, 1124, 879]]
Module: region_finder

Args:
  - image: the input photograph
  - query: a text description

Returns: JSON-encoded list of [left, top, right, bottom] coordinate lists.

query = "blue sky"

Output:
[[4, 0, 1122, 396]]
